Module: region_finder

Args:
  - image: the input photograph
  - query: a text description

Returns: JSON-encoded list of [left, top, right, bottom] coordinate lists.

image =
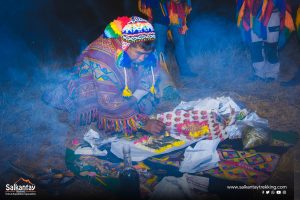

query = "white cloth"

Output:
[[150, 174, 209, 200], [74, 129, 118, 156], [225, 125, 242, 139], [84, 129, 118, 147], [242, 112, 268, 127], [253, 61, 280, 79], [175, 97, 240, 114], [180, 139, 220, 173], [75, 146, 107, 156]]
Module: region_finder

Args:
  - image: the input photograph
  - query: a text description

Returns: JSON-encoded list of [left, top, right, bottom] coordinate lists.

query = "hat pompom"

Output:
[[104, 16, 131, 38], [116, 16, 131, 28]]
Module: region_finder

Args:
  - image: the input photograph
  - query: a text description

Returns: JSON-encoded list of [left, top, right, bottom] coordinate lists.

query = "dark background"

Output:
[[0, 0, 299, 83]]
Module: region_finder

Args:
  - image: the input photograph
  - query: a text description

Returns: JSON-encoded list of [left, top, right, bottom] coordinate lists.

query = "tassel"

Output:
[[115, 120, 120, 132], [150, 85, 155, 94], [122, 67, 132, 97], [129, 118, 137, 130], [150, 66, 156, 94], [122, 86, 132, 97]]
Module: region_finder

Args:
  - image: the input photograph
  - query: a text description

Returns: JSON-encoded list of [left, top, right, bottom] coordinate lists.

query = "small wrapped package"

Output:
[[242, 125, 272, 149]]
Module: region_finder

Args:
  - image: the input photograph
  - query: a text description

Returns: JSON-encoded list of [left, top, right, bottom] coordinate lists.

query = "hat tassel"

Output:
[[150, 66, 156, 94], [122, 67, 132, 97]]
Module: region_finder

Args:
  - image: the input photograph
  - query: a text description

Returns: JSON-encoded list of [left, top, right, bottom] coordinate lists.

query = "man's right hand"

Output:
[[142, 119, 165, 135]]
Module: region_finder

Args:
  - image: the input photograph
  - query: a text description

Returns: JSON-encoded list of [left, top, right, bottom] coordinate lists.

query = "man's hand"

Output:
[[142, 119, 165, 134]]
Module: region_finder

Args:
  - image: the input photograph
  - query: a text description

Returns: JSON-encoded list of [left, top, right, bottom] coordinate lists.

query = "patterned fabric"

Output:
[[138, 0, 192, 34], [156, 109, 228, 141], [204, 149, 280, 185], [236, 0, 295, 47]]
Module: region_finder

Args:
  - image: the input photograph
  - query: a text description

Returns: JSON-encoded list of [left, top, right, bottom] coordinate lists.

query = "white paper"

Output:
[[225, 124, 242, 139], [74, 146, 108, 156], [180, 139, 220, 173]]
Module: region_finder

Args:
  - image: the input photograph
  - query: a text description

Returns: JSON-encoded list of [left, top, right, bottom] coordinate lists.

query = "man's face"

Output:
[[126, 45, 153, 64]]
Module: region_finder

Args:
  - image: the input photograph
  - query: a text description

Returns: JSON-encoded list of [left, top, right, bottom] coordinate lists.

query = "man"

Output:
[[236, 0, 295, 81], [44, 16, 166, 135], [297, 5, 300, 40], [138, 0, 197, 77], [281, 4, 300, 86]]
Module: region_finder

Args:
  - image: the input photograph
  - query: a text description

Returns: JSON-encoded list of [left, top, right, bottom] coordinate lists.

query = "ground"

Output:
[[0, 4, 299, 200]]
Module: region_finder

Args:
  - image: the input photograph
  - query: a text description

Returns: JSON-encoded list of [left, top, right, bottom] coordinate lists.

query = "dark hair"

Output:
[[131, 40, 155, 51]]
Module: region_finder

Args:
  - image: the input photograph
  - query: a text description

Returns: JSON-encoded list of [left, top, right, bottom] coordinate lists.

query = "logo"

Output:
[[5, 178, 36, 196], [266, 190, 270, 194], [271, 190, 275, 194], [276, 190, 281, 194]]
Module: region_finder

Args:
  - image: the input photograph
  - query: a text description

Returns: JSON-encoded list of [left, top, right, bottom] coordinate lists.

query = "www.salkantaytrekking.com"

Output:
[[227, 184, 288, 195]]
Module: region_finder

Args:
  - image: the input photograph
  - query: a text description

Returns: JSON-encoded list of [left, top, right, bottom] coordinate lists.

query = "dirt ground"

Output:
[[0, 7, 300, 200]]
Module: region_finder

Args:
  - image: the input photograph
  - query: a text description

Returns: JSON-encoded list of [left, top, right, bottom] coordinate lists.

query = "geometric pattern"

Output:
[[204, 149, 280, 185]]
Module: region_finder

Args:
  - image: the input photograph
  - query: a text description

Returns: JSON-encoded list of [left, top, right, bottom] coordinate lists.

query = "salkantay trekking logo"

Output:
[[5, 177, 36, 196]]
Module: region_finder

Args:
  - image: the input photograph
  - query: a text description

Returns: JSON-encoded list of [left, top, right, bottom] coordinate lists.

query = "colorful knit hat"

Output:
[[104, 16, 156, 50], [104, 16, 156, 97]]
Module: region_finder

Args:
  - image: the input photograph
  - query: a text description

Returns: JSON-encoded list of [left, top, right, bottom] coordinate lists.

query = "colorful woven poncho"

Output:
[[138, 0, 192, 34], [43, 16, 162, 136], [236, 0, 295, 47], [66, 35, 161, 135]]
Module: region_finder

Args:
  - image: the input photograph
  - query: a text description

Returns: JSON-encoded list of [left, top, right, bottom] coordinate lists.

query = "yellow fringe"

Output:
[[122, 86, 132, 97], [129, 118, 137, 129], [115, 120, 120, 132]]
